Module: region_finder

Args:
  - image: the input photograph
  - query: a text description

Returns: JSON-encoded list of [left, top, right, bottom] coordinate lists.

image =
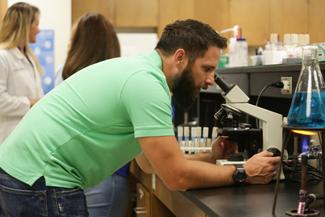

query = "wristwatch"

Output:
[[232, 165, 247, 185]]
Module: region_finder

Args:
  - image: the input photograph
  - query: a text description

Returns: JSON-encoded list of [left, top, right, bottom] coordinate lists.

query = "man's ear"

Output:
[[174, 48, 186, 64]]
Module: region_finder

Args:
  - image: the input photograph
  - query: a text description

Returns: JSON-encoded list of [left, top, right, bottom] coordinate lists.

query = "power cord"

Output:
[[283, 157, 323, 184], [255, 81, 284, 128], [255, 81, 284, 106]]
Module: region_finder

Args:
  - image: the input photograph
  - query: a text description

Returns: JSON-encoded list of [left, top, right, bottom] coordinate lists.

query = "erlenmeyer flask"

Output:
[[287, 45, 325, 128]]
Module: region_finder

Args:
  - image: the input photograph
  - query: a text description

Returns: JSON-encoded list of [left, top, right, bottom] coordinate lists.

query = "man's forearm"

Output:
[[185, 152, 216, 163], [136, 151, 217, 175], [178, 160, 236, 189]]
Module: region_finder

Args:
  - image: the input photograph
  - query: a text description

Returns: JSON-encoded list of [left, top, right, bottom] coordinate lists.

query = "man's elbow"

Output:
[[140, 165, 155, 174], [162, 170, 189, 191], [135, 154, 155, 174]]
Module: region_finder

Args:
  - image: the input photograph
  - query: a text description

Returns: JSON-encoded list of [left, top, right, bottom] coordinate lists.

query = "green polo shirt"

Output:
[[0, 50, 174, 188]]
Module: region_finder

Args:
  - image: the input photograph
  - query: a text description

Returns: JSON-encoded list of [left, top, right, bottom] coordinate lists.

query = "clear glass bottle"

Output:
[[287, 45, 325, 128]]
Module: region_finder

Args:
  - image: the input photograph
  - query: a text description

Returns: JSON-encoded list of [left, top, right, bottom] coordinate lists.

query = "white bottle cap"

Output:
[[184, 127, 189, 137], [203, 127, 209, 138], [291, 34, 299, 46], [283, 34, 291, 46], [304, 34, 310, 45], [212, 127, 218, 140], [191, 127, 196, 138], [177, 126, 183, 137], [270, 33, 278, 44], [196, 127, 202, 138]]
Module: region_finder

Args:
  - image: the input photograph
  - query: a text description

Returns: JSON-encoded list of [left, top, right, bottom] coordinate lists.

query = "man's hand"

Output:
[[211, 136, 237, 160], [244, 151, 280, 184]]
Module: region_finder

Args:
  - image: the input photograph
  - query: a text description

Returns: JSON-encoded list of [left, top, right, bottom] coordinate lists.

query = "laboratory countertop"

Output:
[[182, 180, 324, 217], [130, 162, 324, 217], [217, 62, 325, 74]]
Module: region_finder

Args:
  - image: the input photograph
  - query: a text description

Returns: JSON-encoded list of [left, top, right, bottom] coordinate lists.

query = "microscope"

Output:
[[214, 75, 323, 215], [214, 76, 283, 165]]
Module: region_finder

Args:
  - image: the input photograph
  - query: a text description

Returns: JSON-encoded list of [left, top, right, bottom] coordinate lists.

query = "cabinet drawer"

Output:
[[134, 183, 150, 217]]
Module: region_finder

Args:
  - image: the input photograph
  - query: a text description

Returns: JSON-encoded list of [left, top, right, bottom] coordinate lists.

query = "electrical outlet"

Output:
[[281, 77, 292, 94]]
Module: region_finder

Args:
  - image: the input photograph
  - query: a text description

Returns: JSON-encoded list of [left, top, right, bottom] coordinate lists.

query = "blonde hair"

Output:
[[0, 2, 42, 73]]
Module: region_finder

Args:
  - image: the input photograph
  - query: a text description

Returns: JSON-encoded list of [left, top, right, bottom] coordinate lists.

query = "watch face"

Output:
[[233, 168, 247, 184]]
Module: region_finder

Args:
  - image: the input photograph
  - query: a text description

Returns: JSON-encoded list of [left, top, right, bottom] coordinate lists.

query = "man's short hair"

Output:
[[156, 19, 227, 62]]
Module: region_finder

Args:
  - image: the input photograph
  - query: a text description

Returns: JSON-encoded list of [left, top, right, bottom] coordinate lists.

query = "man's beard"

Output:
[[172, 65, 199, 111]]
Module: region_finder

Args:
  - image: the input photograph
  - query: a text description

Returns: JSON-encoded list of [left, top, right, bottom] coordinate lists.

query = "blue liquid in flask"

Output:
[[288, 91, 325, 128]]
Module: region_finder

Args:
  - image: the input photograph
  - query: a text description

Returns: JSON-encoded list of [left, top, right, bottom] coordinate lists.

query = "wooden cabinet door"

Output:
[[115, 0, 158, 27], [158, 0, 229, 37], [308, 0, 325, 43], [135, 183, 151, 217], [158, 0, 195, 35], [229, 0, 269, 46], [0, 0, 7, 20], [71, 0, 115, 24], [270, 0, 308, 37], [193, 0, 230, 32]]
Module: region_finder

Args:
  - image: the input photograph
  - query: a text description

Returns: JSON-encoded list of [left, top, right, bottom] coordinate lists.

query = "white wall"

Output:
[[117, 33, 158, 57], [8, 0, 71, 71]]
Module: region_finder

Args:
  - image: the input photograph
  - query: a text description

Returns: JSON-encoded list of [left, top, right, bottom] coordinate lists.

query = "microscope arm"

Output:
[[215, 76, 283, 151], [227, 103, 283, 151]]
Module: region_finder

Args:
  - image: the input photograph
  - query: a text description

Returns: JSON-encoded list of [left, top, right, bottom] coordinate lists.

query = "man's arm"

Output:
[[185, 152, 215, 163], [138, 136, 280, 191], [135, 154, 155, 174], [138, 136, 236, 191]]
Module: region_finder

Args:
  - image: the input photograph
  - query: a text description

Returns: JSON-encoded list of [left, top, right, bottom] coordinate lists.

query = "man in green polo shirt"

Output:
[[0, 19, 280, 217]]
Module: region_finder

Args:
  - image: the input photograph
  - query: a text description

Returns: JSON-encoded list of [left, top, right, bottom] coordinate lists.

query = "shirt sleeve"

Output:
[[0, 54, 31, 117], [120, 71, 175, 138]]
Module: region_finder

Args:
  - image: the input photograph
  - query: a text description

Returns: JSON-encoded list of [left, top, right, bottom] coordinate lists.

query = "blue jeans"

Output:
[[85, 173, 130, 217], [0, 169, 88, 217]]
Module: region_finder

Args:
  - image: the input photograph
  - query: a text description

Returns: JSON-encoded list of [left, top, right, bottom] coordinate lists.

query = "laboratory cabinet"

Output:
[[269, 0, 309, 36], [134, 182, 151, 217], [72, 0, 158, 27], [129, 161, 208, 217], [72, 0, 115, 24], [158, 0, 311, 45], [308, 0, 325, 43], [0, 0, 323, 44], [158, 0, 229, 36], [70, 0, 325, 45], [229, 0, 269, 46], [130, 161, 325, 217], [114, 0, 158, 27], [228, 0, 309, 45], [0, 0, 7, 19]]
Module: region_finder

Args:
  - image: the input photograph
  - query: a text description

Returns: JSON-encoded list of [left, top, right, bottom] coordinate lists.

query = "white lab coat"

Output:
[[0, 48, 43, 143]]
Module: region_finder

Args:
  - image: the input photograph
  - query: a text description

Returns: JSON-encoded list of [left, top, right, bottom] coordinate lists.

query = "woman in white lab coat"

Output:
[[0, 2, 43, 144]]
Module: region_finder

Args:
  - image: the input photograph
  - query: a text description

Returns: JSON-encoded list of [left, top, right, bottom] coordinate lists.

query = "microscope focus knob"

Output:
[[266, 147, 281, 157]]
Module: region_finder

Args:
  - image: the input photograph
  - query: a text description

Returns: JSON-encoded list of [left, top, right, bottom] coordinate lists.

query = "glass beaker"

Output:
[[287, 45, 325, 128]]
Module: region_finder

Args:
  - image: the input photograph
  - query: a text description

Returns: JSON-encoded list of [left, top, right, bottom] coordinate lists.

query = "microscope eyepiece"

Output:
[[215, 76, 235, 94]]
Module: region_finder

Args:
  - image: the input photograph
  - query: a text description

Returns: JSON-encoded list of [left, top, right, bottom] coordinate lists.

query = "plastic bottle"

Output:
[[237, 38, 248, 66], [228, 26, 248, 67]]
